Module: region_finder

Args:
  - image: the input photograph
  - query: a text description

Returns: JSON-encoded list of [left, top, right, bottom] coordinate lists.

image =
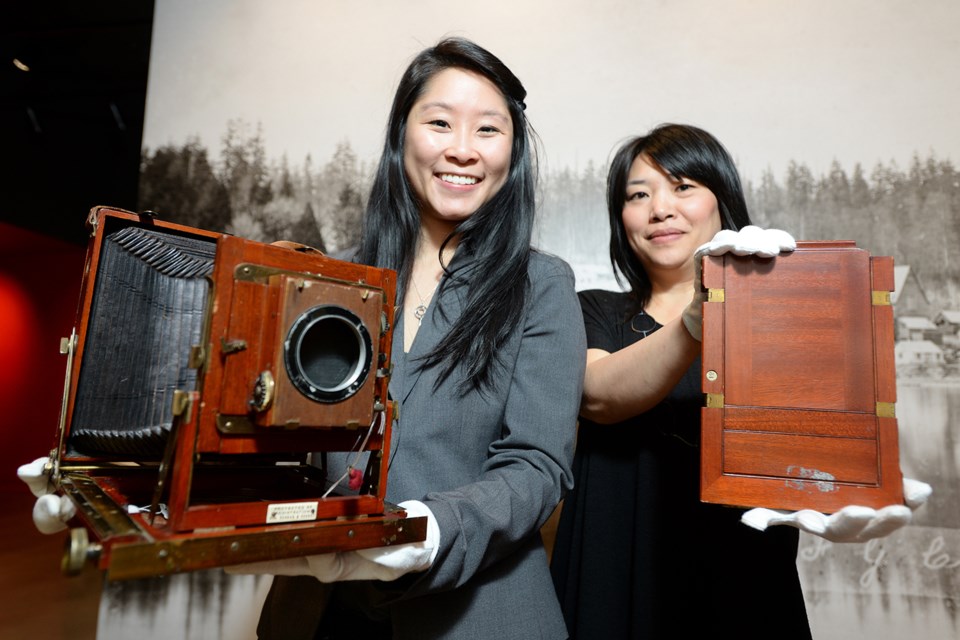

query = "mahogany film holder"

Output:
[[48, 207, 426, 580], [700, 241, 904, 513]]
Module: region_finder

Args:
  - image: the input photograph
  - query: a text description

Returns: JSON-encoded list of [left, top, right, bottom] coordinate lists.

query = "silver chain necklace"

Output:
[[411, 278, 438, 327]]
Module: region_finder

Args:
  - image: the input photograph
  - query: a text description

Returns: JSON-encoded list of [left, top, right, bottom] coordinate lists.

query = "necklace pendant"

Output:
[[414, 303, 427, 327]]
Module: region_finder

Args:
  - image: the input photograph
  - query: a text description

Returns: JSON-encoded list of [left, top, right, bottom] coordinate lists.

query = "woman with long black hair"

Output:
[[249, 37, 586, 639]]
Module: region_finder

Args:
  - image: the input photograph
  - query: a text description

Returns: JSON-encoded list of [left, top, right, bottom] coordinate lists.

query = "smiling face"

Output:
[[403, 67, 513, 231], [622, 153, 722, 278]]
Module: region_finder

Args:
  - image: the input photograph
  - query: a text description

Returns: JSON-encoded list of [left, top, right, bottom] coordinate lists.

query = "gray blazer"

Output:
[[260, 250, 586, 640]]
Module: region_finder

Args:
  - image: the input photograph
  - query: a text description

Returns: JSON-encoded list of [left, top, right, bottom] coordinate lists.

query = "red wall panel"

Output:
[[1, 222, 85, 492]]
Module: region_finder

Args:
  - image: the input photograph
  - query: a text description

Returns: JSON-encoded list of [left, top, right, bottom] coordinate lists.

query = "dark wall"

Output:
[[1, 1, 155, 246]]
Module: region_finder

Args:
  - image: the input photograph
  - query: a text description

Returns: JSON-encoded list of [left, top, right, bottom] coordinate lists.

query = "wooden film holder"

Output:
[[700, 240, 904, 513]]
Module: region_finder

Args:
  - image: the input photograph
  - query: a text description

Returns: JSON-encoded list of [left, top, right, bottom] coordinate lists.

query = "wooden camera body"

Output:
[[50, 207, 426, 580], [700, 240, 904, 513]]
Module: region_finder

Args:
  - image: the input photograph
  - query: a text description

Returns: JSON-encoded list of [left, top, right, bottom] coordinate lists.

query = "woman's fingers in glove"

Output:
[[820, 505, 877, 541], [903, 477, 932, 509], [852, 505, 912, 541], [20, 456, 76, 536], [698, 226, 797, 258], [734, 226, 796, 257], [18, 457, 54, 498], [742, 503, 914, 543], [763, 228, 798, 253], [33, 494, 76, 534]]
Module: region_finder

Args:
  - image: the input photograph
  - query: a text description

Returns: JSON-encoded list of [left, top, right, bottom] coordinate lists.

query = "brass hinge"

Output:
[[707, 288, 725, 303], [872, 291, 891, 306], [876, 402, 896, 418], [706, 393, 725, 408], [172, 389, 193, 419]]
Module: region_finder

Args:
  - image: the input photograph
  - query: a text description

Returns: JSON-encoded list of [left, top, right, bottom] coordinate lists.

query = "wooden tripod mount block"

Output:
[[700, 241, 904, 513]]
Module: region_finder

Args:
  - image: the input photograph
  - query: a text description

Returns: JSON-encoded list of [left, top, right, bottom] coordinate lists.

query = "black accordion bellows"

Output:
[[68, 226, 217, 457]]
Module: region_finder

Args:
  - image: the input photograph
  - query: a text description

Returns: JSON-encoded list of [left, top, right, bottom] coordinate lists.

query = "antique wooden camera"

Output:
[[700, 241, 904, 513], [49, 207, 425, 580]]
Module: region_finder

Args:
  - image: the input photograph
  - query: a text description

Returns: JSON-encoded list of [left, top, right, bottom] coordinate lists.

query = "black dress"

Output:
[[550, 289, 811, 639]]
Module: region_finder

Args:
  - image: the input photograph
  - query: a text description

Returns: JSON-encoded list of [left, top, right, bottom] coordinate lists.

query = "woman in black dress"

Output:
[[549, 123, 812, 639]]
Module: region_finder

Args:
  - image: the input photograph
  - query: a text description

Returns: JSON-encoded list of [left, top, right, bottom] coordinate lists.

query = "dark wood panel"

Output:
[[722, 431, 879, 485], [721, 406, 877, 438]]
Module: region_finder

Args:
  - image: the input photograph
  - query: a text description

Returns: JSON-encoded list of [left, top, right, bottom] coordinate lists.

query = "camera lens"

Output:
[[284, 305, 373, 403]]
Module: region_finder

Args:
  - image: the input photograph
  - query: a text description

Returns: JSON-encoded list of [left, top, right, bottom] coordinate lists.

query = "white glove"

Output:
[[740, 477, 932, 543], [681, 226, 797, 341], [697, 225, 797, 259], [225, 500, 440, 581], [17, 456, 77, 534]]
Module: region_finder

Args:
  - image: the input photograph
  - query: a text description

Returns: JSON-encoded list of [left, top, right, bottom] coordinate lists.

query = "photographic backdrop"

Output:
[[103, 1, 960, 638]]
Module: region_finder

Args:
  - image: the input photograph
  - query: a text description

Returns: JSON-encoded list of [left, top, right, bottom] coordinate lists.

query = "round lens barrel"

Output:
[[284, 305, 373, 403]]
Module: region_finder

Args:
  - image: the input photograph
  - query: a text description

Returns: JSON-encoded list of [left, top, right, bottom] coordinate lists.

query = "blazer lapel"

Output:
[[396, 250, 471, 404]]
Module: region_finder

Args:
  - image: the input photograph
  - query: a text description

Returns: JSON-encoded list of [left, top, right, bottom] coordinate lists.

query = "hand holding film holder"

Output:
[[46, 206, 426, 580], [699, 241, 904, 513]]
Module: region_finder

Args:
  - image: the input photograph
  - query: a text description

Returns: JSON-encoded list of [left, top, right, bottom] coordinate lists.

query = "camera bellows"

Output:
[[68, 226, 216, 456]]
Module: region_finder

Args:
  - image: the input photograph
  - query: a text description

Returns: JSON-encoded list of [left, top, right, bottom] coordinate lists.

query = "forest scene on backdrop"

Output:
[[139, 118, 960, 321]]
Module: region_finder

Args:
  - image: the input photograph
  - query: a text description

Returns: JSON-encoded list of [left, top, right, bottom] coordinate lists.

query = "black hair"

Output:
[[605, 123, 752, 308], [357, 37, 538, 392]]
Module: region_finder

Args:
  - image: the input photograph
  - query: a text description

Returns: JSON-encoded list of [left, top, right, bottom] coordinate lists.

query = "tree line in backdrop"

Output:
[[139, 119, 960, 309]]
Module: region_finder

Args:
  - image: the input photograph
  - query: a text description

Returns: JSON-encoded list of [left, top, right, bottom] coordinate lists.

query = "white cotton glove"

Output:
[[681, 226, 797, 341], [225, 500, 440, 581], [740, 478, 932, 543], [697, 225, 798, 259], [17, 456, 77, 534]]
